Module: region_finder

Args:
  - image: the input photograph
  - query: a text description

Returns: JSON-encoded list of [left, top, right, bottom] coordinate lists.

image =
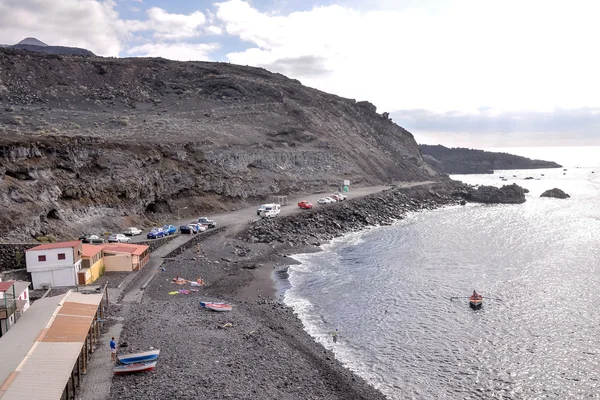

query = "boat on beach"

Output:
[[200, 301, 232, 312], [113, 361, 157, 375], [117, 349, 160, 364]]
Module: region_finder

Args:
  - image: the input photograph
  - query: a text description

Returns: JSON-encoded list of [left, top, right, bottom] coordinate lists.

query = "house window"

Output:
[[58, 253, 66, 260], [38, 255, 46, 262]]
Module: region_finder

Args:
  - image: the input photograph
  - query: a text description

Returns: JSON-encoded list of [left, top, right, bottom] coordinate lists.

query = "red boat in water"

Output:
[[469, 292, 483, 309]]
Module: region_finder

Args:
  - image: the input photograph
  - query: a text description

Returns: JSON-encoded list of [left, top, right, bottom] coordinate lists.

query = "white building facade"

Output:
[[25, 241, 83, 289]]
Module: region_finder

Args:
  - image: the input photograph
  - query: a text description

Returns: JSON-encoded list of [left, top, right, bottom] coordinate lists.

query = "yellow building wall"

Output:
[[89, 257, 104, 282]]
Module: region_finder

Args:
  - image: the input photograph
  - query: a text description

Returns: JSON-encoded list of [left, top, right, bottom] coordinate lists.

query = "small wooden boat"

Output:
[[200, 301, 232, 312], [469, 296, 483, 309], [113, 361, 157, 375], [117, 349, 160, 365]]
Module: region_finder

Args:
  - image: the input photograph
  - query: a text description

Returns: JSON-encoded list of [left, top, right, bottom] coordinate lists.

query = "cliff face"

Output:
[[419, 145, 562, 174], [0, 48, 438, 241]]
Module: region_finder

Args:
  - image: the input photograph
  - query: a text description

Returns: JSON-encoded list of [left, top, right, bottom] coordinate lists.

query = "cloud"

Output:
[[394, 108, 600, 146], [144, 7, 207, 40], [125, 42, 219, 61], [0, 0, 124, 56], [215, 0, 600, 115], [258, 55, 331, 78]]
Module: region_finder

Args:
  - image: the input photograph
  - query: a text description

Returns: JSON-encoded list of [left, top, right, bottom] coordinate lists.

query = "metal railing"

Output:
[[0, 300, 17, 319]]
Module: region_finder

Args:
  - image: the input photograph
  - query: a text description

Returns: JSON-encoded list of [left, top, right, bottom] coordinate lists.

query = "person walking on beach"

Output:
[[332, 329, 338, 344], [110, 337, 117, 361]]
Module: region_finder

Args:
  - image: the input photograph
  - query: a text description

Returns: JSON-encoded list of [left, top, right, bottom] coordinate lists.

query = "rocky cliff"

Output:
[[419, 144, 562, 174], [0, 48, 439, 241]]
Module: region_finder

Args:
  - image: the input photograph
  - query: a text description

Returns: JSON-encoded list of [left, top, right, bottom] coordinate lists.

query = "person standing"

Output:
[[332, 329, 338, 344], [110, 337, 117, 361]]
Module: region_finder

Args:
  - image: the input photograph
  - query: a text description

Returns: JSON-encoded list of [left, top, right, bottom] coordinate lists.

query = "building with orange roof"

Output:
[[80, 244, 105, 285], [25, 241, 83, 289], [101, 243, 150, 272]]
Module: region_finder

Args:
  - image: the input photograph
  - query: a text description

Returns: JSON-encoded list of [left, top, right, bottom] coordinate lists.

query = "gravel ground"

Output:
[[109, 232, 386, 400], [109, 183, 465, 399]]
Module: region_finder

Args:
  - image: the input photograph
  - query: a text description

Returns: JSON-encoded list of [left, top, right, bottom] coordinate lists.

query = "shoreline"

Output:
[[109, 181, 464, 399]]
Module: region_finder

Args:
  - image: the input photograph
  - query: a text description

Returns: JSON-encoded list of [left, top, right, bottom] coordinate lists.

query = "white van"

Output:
[[260, 203, 281, 218]]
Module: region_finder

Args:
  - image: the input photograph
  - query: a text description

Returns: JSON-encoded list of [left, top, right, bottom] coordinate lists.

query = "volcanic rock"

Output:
[[465, 183, 526, 204], [540, 188, 570, 199]]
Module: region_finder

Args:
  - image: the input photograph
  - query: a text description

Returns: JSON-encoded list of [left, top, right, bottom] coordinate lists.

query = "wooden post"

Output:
[[77, 353, 81, 388], [82, 334, 87, 373]]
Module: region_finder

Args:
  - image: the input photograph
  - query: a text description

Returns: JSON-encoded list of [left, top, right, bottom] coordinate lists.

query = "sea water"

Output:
[[282, 147, 600, 399]]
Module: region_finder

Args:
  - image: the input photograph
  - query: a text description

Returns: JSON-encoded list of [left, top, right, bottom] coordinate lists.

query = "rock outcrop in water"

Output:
[[464, 183, 526, 204], [0, 48, 439, 241], [540, 188, 570, 199], [419, 144, 562, 174]]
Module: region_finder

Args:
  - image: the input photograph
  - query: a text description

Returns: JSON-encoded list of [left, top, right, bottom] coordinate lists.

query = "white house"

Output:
[[25, 241, 83, 289], [0, 279, 31, 337]]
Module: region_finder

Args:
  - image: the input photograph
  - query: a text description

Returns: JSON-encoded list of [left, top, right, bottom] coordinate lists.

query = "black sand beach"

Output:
[[109, 182, 463, 399]]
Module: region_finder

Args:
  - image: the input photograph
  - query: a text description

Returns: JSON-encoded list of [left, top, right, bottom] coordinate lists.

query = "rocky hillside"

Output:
[[419, 144, 562, 174], [3, 38, 95, 57], [0, 48, 439, 241]]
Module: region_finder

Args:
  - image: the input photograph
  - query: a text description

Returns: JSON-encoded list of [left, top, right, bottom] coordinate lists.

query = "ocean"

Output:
[[280, 147, 600, 399]]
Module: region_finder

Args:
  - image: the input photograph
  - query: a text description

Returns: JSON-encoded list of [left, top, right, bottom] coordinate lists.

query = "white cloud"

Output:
[[205, 26, 223, 35], [126, 42, 219, 61], [0, 0, 124, 56], [144, 7, 207, 40], [215, 0, 600, 114]]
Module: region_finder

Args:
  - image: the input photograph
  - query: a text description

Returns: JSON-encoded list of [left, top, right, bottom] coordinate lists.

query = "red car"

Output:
[[298, 200, 313, 209]]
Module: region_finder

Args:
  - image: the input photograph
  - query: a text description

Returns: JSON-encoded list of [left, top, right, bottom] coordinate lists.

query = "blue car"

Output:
[[163, 225, 177, 235], [147, 228, 165, 239]]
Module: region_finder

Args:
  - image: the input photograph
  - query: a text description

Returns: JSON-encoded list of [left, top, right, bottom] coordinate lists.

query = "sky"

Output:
[[1, 0, 599, 147]]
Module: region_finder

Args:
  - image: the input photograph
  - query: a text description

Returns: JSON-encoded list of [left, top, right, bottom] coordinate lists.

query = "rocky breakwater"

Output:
[[243, 181, 464, 245], [464, 183, 526, 204], [540, 188, 570, 199]]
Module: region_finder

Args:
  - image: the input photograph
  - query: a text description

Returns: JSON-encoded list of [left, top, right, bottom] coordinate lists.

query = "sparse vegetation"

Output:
[[35, 234, 57, 243], [11, 115, 24, 125]]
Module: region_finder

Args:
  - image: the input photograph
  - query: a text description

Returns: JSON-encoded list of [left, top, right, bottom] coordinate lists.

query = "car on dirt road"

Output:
[[317, 197, 333, 204], [298, 200, 313, 209], [108, 233, 132, 243], [163, 225, 177, 235], [147, 228, 165, 239], [123, 227, 143, 236], [197, 217, 216, 228], [79, 234, 105, 244], [257, 204, 268, 216], [180, 225, 198, 234]]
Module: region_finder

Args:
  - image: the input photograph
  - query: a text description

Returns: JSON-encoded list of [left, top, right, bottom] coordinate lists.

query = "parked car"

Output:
[[79, 234, 105, 244], [180, 225, 198, 234], [335, 193, 347, 200], [123, 227, 143, 236], [257, 204, 268, 216], [325, 196, 337, 203], [197, 217, 216, 228], [317, 197, 333, 204], [260, 203, 281, 218], [190, 222, 208, 232], [330, 194, 344, 201], [298, 200, 313, 209], [108, 234, 132, 243], [163, 225, 177, 235], [146, 228, 165, 239]]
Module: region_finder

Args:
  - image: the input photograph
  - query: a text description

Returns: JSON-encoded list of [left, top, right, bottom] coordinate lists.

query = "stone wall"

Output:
[[0, 243, 37, 272]]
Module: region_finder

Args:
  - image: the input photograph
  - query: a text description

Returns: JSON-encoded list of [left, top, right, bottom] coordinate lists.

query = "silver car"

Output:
[[108, 233, 132, 243]]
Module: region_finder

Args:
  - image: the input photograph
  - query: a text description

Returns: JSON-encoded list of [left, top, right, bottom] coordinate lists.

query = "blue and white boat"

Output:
[[117, 349, 160, 365]]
